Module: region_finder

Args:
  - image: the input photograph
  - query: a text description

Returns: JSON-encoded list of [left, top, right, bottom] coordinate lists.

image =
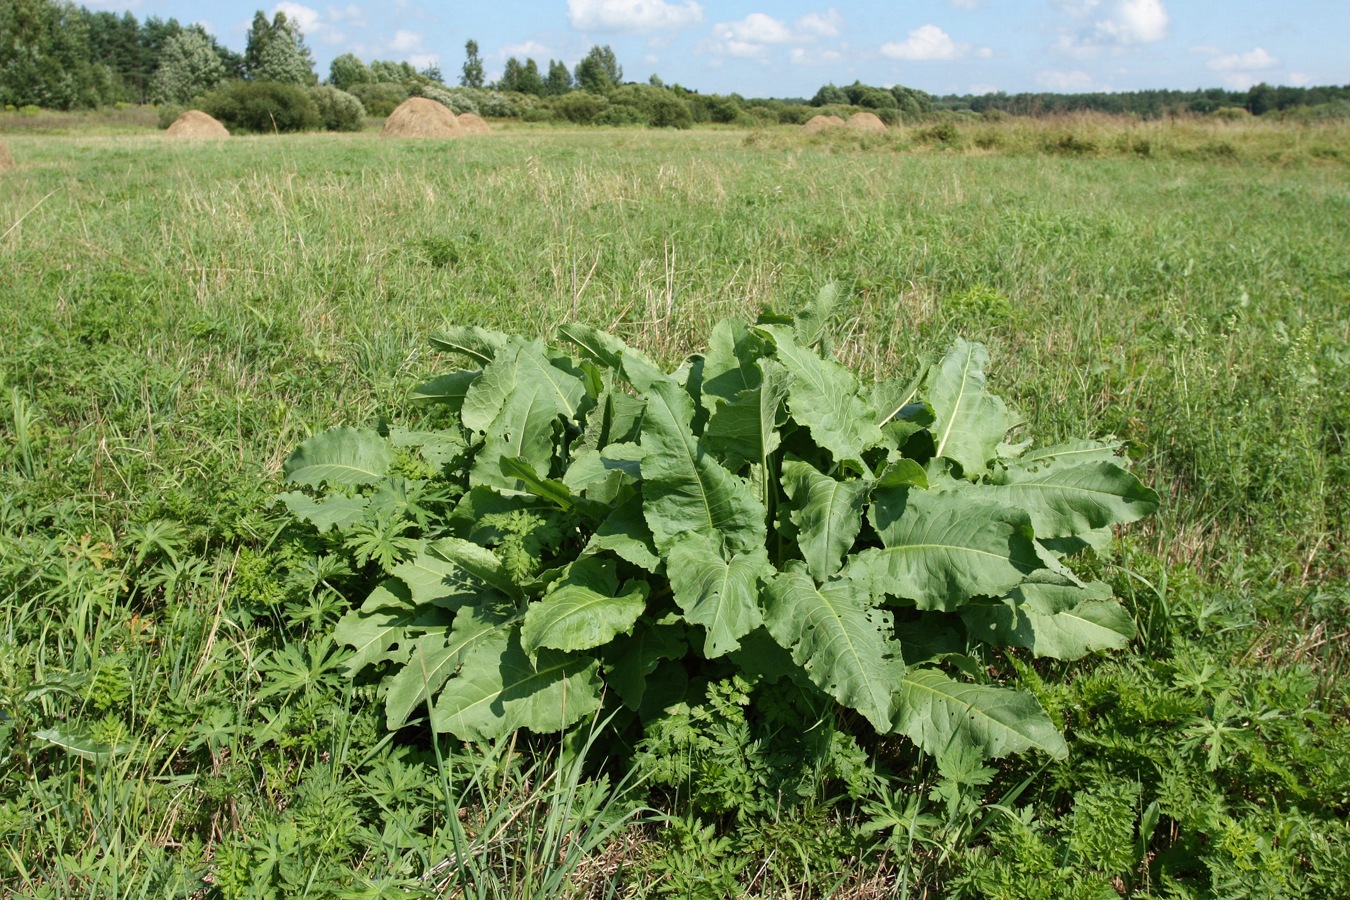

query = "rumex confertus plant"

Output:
[[279, 288, 1159, 761]]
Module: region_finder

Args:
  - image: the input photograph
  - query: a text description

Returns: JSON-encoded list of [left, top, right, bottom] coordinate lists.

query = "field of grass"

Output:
[[1, 117, 1347, 897]]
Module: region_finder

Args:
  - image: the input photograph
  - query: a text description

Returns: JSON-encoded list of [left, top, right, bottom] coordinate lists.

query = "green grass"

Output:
[[1, 119, 1347, 897]]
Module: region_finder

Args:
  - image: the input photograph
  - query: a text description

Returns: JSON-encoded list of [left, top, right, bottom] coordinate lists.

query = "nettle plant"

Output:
[[280, 299, 1158, 761]]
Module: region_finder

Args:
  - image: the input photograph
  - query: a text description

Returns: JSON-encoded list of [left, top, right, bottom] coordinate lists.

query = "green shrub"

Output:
[[280, 290, 1157, 760], [348, 82, 408, 118], [607, 84, 694, 129], [156, 104, 184, 130], [309, 85, 366, 132], [551, 91, 609, 124], [594, 104, 648, 127], [196, 80, 321, 134], [418, 85, 475, 114]]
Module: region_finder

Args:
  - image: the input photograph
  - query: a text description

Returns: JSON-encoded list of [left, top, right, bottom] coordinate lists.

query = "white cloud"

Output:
[[969, 82, 999, 95], [796, 9, 843, 39], [1287, 71, 1311, 87], [1055, 0, 1169, 55], [567, 0, 703, 33], [273, 2, 345, 43], [1207, 47, 1277, 72], [790, 45, 847, 66], [407, 53, 438, 71], [1037, 69, 1109, 91], [501, 40, 552, 59], [707, 9, 846, 62], [390, 29, 423, 52], [326, 4, 362, 22], [949, 0, 981, 7], [881, 24, 977, 61], [717, 12, 794, 44]]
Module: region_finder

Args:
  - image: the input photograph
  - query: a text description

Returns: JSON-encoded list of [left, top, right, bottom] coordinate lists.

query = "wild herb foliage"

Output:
[[283, 296, 1158, 759]]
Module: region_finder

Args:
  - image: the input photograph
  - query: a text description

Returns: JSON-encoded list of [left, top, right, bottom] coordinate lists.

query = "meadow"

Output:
[[0, 114, 1347, 897]]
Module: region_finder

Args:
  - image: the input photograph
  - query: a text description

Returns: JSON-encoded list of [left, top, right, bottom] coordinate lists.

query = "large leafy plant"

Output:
[[280, 299, 1158, 761]]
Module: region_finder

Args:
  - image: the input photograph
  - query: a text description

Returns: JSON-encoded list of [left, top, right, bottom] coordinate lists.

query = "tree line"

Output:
[[3, 0, 1345, 120]]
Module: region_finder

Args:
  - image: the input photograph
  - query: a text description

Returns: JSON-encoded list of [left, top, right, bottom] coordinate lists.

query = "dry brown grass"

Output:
[[0, 137, 14, 170], [803, 114, 845, 133], [458, 112, 491, 135], [847, 112, 888, 133], [164, 110, 229, 138], [380, 97, 463, 138]]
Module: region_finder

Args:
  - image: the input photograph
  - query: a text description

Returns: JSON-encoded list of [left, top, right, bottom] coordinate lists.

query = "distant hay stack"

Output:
[[165, 110, 229, 138], [380, 98, 463, 138], [457, 112, 491, 135], [802, 114, 845, 133], [0, 138, 14, 171], [847, 112, 888, 133]]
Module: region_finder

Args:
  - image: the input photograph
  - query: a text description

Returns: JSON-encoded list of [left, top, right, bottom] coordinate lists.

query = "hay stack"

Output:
[[381, 98, 463, 138], [457, 112, 491, 134], [165, 110, 229, 138], [847, 112, 888, 133], [802, 114, 845, 133], [0, 138, 14, 171]]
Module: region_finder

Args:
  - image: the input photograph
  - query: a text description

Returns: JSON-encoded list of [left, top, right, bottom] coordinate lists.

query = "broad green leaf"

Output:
[[392, 546, 499, 610], [35, 728, 125, 761], [871, 370, 929, 428], [464, 343, 587, 491], [500, 456, 574, 509], [763, 569, 904, 732], [759, 325, 883, 467], [782, 459, 867, 583], [700, 318, 768, 411], [893, 669, 1068, 760], [283, 427, 394, 487], [638, 379, 767, 557], [988, 461, 1161, 538], [704, 359, 791, 474], [1019, 439, 1125, 467], [429, 326, 510, 365], [428, 537, 522, 601], [667, 535, 772, 657], [603, 615, 688, 710], [432, 627, 603, 741], [961, 578, 1134, 660], [926, 339, 1013, 477], [384, 606, 503, 730], [334, 579, 454, 674], [388, 426, 466, 468], [845, 487, 1040, 610], [793, 282, 841, 355], [585, 496, 660, 571], [562, 446, 642, 494], [410, 370, 480, 411], [576, 384, 646, 453], [875, 458, 928, 490], [278, 491, 368, 532], [559, 323, 665, 392], [521, 558, 648, 655]]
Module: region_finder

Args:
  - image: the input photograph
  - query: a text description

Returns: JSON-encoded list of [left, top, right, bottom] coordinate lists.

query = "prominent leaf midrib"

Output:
[[443, 654, 587, 722], [650, 388, 718, 534], [903, 671, 1036, 736], [518, 352, 581, 420], [934, 344, 974, 460], [877, 541, 1013, 563]]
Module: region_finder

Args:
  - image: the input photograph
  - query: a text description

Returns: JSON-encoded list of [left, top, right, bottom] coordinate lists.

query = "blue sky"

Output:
[[87, 0, 1350, 98]]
